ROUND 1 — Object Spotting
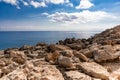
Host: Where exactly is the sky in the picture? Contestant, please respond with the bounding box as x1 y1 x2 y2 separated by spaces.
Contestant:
0 0 120 31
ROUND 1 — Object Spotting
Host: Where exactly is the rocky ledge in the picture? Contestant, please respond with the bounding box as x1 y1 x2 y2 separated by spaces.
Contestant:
1 25 120 80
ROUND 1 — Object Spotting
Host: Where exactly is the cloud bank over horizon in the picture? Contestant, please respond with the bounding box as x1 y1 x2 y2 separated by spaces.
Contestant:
0 0 120 31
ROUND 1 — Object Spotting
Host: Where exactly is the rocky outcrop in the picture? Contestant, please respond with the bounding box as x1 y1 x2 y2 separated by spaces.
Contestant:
91 25 120 45
1 25 120 80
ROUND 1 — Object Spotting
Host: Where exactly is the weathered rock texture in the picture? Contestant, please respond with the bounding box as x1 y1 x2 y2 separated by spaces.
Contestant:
1 25 120 80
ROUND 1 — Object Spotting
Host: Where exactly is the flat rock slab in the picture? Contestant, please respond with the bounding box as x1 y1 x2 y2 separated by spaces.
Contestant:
65 71 92 80
78 62 109 80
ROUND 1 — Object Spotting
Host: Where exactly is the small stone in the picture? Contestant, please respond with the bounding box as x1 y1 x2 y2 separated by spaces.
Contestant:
93 48 120 62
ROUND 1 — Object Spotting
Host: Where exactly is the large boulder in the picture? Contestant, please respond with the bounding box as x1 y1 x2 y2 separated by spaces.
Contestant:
78 62 109 80
93 45 120 62
65 71 92 80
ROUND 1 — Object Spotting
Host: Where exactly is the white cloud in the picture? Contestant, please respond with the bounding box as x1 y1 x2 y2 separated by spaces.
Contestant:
0 0 21 9
45 0 69 4
41 12 49 16
20 0 29 6
45 10 116 24
1 0 17 5
30 1 46 8
66 3 73 7
76 0 94 9
0 0 73 8
45 0 74 7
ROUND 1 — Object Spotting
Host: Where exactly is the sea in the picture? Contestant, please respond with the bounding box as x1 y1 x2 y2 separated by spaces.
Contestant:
0 31 100 50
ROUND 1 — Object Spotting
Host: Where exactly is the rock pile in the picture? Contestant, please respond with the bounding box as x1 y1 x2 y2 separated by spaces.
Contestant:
1 25 120 80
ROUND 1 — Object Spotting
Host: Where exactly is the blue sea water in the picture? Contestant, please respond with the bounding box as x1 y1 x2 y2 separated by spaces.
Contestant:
0 31 99 50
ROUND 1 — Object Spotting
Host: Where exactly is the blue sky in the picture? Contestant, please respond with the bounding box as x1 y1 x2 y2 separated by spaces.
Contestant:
0 0 120 31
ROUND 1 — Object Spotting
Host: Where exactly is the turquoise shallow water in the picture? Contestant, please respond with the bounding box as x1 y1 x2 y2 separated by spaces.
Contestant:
0 31 99 50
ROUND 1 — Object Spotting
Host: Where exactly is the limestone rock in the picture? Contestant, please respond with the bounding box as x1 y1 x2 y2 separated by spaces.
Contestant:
1 67 28 80
65 71 92 80
55 45 71 50
80 49 93 58
0 60 5 67
60 50 73 57
1 62 18 76
74 51 89 62
78 62 109 80
45 51 60 64
0 60 64 80
93 45 120 62
72 57 80 63
93 78 101 80
58 56 74 68
1 25 120 80
10 51 26 64
67 43 84 50
91 25 120 45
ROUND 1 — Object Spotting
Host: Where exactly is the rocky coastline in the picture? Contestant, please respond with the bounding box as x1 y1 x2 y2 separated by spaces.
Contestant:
1 25 120 80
